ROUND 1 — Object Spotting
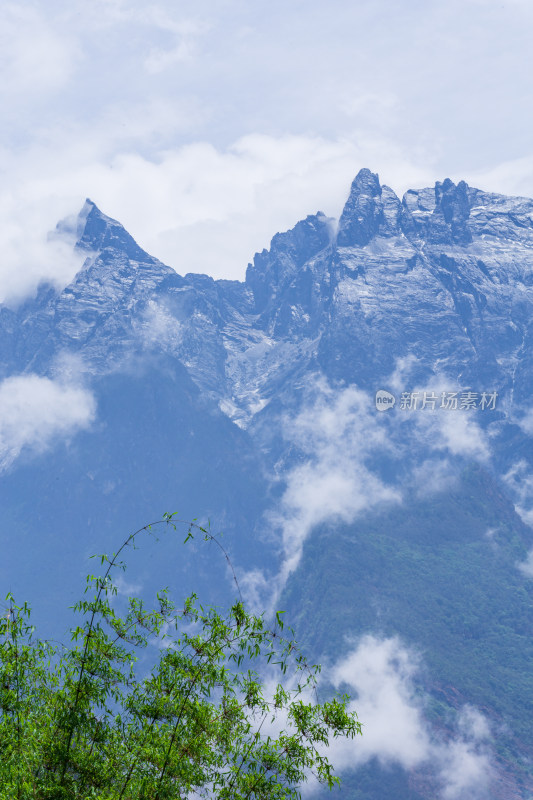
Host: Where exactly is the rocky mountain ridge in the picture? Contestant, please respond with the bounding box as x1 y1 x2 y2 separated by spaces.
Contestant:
3 169 533 433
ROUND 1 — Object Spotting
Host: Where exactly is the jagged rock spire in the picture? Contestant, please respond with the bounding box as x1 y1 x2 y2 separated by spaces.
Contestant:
337 168 402 246
75 199 151 260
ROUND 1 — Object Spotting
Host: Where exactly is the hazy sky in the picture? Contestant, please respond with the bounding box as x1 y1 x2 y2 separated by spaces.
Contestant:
2 0 533 298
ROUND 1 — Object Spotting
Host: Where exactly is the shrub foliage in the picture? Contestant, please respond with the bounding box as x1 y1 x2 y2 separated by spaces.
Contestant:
0 515 361 799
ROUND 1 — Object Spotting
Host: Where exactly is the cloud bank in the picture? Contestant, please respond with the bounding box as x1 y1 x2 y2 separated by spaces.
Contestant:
0 132 431 304
274 382 401 579
0 374 96 471
2 0 533 301
328 635 493 799
240 381 401 612
241 371 496 612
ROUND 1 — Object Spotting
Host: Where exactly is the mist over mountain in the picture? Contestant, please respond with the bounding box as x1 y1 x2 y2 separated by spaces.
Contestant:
1 169 533 799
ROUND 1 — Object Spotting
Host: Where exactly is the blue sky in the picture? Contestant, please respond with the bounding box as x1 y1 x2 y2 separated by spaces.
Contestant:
1 0 532 298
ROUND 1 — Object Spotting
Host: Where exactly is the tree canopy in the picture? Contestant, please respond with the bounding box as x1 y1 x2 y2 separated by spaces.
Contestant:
0 515 361 799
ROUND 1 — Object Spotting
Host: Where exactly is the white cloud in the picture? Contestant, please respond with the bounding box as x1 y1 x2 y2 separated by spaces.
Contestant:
502 413 533 545
329 636 493 799
518 550 533 578
503 459 533 528
112 574 143 598
0 374 96 471
398 376 492 463
0 4 76 105
411 458 458 498
0 195 88 303
425 411 490 463
466 154 533 203
134 300 183 352
240 381 401 612
387 354 419 394
143 17 209 74
330 636 429 769
516 408 533 436
274 383 400 578
437 708 493 800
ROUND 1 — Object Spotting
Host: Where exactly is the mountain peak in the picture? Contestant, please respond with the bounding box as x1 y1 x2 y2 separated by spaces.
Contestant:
431 178 472 244
245 212 332 313
337 168 402 246
74 200 150 261
351 167 382 195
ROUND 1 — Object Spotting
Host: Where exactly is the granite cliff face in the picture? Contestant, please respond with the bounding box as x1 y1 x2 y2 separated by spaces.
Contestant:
1 170 533 799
